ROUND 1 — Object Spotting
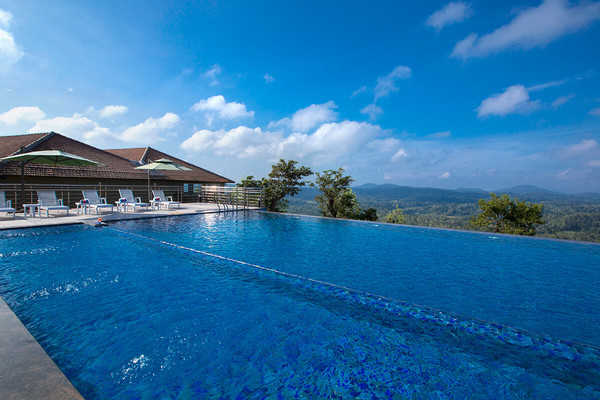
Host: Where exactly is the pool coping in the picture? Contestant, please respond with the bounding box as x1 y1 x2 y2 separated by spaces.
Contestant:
0 297 83 400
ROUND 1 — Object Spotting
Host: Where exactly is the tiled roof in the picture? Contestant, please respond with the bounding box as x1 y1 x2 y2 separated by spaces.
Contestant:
105 147 233 183
0 132 233 183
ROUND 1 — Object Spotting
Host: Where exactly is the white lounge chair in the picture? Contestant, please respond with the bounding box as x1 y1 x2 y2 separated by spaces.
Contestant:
0 191 16 219
152 189 181 210
37 190 70 217
81 190 114 214
117 189 149 212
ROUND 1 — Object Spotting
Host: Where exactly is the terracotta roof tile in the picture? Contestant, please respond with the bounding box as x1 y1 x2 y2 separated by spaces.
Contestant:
0 132 233 183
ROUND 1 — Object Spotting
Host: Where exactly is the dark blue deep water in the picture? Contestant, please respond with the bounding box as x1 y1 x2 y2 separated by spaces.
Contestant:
1 211 599 399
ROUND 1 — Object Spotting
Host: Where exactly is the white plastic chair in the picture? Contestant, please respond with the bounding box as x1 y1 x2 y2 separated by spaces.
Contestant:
152 189 181 210
82 190 114 214
117 189 149 212
0 191 16 219
37 190 70 217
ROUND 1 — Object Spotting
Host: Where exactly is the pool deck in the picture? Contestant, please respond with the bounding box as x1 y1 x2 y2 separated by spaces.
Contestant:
0 202 244 230
0 203 252 399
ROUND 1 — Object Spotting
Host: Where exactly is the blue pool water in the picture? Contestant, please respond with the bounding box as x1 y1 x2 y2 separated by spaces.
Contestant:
1 211 599 398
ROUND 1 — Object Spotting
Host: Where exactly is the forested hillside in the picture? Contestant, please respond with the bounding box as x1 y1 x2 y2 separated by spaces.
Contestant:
285 185 600 243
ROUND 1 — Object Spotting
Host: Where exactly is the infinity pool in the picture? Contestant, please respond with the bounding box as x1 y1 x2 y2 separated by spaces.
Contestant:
1 211 599 398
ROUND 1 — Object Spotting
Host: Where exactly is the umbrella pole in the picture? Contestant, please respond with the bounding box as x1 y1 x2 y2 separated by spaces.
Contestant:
20 162 25 210
147 170 151 201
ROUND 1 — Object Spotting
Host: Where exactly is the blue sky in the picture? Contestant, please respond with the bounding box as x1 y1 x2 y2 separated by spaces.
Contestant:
0 1 599 193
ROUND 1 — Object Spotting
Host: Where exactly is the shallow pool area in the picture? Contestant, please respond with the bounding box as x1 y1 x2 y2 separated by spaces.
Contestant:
1 211 599 398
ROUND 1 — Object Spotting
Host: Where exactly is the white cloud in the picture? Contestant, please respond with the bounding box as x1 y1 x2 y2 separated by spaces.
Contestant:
476 84 540 118
270 101 338 132
588 160 600 167
374 66 412 100
427 130 452 139
351 86 367 98
204 64 222 85
590 106 600 116
190 95 254 121
451 0 600 60
0 9 11 28
551 94 575 109
181 120 385 165
0 106 45 124
263 73 275 83
391 148 408 162
0 9 23 68
360 103 383 120
527 79 568 92
121 113 180 144
560 139 599 158
426 2 473 32
99 105 128 118
440 172 452 179
29 114 115 146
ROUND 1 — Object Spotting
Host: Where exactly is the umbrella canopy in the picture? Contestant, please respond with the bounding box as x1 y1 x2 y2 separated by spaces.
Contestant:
0 150 104 209
135 158 192 171
135 158 192 200
0 150 104 166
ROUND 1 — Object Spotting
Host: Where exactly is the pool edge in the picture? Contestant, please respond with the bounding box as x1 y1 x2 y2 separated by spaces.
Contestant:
0 296 84 400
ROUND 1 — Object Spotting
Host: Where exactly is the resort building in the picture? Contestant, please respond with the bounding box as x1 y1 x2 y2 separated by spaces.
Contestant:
0 132 233 209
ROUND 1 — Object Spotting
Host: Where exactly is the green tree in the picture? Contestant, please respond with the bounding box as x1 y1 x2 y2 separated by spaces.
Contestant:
237 159 312 212
384 206 405 224
471 193 545 236
311 168 357 218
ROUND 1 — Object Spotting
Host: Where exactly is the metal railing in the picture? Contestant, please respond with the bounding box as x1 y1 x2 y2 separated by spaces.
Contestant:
200 186 265 210
0 183 184 211
0 183 265 211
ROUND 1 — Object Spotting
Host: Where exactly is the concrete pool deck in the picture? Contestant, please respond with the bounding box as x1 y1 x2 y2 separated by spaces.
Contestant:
0 203 254 399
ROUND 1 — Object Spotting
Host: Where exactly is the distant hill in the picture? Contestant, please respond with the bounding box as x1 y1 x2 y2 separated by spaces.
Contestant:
285 184 600 242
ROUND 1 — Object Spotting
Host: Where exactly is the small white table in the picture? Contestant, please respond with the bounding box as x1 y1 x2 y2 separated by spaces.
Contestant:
23 204 40 218
76 202 91 215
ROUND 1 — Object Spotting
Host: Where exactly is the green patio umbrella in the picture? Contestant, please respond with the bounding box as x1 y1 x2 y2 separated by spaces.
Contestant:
0 150 104 208
135 158 192 200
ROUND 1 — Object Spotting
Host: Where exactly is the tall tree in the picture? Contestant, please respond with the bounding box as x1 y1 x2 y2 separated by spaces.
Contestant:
311 168 357 218
471 193 545 236
384 206 405 224
237 159 312 212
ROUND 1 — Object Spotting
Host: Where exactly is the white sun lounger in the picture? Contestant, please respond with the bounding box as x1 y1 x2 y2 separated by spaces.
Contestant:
81 190 114 214
152 189 181 210
37 190 70 218
0 191 16 219
117 189 149 212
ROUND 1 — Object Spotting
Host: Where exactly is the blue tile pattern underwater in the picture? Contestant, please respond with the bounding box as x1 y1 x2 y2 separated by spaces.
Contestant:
0 211 599 398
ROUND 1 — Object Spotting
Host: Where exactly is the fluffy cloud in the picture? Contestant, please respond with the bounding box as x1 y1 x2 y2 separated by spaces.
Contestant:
426 2 473 32
374 66 412 100
0 106 45 125
451 0 600 60
120 112 180 143
190 95 254 120
0 9 23 68
551 94 575 109
440 172 452 179
270 101 338 132
476 85 540 118
360 103 383 121
29 114 114 146
181 120 385 165
99 105 128 118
